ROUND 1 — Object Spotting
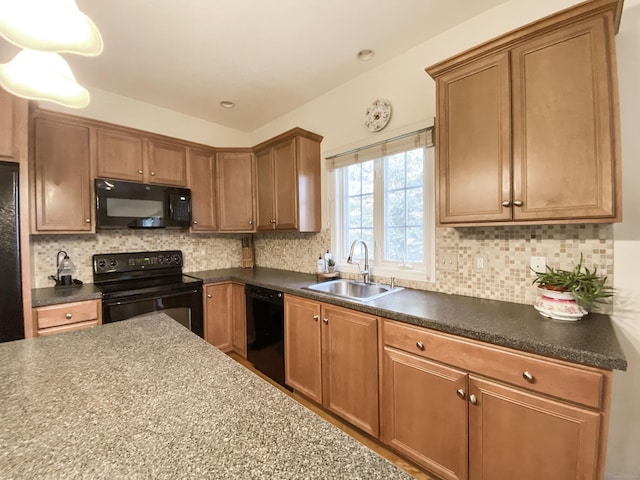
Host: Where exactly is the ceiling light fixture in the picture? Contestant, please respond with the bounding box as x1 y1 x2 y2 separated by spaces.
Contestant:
0 49 90 108
357 49 375 61
0 0 103 56
220 101 235 108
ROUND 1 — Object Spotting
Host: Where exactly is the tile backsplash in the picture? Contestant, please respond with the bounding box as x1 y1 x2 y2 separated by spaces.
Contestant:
31 224 614 310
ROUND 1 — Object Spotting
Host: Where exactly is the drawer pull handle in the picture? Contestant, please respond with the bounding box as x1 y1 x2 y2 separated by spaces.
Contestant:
85 218 91 223
313 315 319 322
456 388 465 400
416 341 425 350
207 294 212 298
469 394 478 405
522 371 535 383
65 313 72 319
323 318 328 324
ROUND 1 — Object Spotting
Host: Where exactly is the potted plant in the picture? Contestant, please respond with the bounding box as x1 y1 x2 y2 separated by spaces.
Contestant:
531 254 614 321
327 258 336 273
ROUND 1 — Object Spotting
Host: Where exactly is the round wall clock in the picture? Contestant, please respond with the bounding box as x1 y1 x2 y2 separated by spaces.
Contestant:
364 99 392 132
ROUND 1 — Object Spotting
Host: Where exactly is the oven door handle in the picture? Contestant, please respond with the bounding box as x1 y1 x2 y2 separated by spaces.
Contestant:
103 289 200 307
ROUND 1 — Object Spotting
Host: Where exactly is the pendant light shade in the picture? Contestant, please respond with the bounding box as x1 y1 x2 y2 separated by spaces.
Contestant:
0 0 103 56
0 50 90 108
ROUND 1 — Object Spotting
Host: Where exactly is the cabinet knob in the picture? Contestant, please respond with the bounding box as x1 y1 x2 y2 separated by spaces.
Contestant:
137 170 143 174
150 171 156 176
323 318 329 324
513 200 523 207
85 218 90 223
313 315 319 322
207 294 212 298
456 388 466 400
501 200 511 207
248 220 253 225
270 219 277 224
65 313 72 319
522 370 535 383
193 220 198 225
469 394 478 405
416 341 425 350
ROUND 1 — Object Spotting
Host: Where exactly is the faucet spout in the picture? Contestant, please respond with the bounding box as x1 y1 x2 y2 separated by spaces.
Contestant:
347 239 370 284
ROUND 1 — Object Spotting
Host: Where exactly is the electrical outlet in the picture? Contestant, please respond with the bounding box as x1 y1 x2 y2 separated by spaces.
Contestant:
438 252 458 272
530 256 546 276
476 255 487 270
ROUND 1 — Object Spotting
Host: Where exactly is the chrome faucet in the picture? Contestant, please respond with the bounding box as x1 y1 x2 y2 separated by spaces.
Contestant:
347 239 370 284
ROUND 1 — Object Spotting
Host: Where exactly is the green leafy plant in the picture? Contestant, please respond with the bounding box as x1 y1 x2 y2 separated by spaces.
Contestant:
531 254 614 310
327 258 336 267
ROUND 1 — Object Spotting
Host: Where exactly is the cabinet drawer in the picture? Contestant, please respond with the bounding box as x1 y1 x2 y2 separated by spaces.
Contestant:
35 300 101 330
383 319 604 409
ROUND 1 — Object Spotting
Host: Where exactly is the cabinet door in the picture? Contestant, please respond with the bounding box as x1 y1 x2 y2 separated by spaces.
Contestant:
321 304 379 437
231 283 247 358
381 346 468 480
468 376 601 480
189 148 217 231
284 295 322 403
96 128 144 181
32 117 93 232
204 283 233 351
272 138 298 230
216 151 255 232
511 17 617 221
146 139 188 186
436 51 512 224
255 147 275 231
0 89 15 158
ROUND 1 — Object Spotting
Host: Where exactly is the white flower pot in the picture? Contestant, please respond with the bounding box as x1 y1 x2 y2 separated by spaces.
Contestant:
534 287 588 321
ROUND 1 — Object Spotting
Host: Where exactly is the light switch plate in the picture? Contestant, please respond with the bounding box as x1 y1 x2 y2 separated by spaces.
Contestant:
438 252 458 272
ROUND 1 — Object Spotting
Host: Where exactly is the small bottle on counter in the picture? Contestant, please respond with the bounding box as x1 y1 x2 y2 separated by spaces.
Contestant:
316 255 326 273
324 250 333 263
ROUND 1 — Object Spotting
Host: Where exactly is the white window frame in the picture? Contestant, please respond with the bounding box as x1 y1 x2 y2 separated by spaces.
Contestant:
327 130 435 283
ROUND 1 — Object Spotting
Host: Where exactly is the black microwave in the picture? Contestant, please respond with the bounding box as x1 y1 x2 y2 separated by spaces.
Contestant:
95 179 191 229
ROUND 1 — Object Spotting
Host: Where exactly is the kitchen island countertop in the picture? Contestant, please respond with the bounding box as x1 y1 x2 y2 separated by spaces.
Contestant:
0 314 411 479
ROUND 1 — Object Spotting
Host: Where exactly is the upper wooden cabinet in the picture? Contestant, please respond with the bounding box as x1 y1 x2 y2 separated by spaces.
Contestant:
96 128 188 187
254 128 323 232
216 150 255 232
188 147 218 232
427 0 622 226
0 89 18 159
31 112 93 232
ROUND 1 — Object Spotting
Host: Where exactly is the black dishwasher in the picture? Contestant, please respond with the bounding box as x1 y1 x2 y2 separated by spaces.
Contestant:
245 285 290 390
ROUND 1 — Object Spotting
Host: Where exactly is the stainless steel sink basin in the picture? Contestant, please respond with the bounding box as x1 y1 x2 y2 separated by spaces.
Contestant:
305 279 403 302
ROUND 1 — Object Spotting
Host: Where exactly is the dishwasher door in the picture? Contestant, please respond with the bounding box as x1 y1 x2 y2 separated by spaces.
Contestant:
245 285 289 390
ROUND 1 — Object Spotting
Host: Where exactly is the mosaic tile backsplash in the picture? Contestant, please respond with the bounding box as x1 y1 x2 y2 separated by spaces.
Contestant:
31 224 614 310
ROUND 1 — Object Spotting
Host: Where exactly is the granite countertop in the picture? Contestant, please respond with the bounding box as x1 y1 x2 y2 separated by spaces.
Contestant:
0 314 410 480
188 267 628 371
32 283 102 307
30 267 627 371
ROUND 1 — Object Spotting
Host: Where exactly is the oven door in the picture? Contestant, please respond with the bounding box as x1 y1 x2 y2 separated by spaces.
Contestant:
102 286 203 338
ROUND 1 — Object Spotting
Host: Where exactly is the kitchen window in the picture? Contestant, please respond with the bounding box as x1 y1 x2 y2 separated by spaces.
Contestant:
327 128 435 282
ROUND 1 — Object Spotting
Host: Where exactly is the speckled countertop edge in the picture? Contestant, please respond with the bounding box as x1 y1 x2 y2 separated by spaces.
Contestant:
31 267 627 371
188 267 627 371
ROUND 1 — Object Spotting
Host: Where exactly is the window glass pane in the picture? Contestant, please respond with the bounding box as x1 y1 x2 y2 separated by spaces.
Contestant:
347 165 362 196
386 154 405 190
386 190 405 227
361 161 374 194
407 227 424 263
385 227 406 261
348 197 362 228
362 194 374 226
406 187 423 226
406 149 424 187
344 161 374 259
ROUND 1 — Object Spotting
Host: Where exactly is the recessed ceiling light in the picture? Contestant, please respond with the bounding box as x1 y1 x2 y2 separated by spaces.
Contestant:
220 101 235 108
357 49 374 61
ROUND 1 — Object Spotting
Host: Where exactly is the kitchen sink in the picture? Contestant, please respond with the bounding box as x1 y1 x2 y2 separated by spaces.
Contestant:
305 279 403 302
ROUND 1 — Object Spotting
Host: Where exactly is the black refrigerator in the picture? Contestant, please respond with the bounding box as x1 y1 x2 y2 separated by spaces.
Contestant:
0 161 24 342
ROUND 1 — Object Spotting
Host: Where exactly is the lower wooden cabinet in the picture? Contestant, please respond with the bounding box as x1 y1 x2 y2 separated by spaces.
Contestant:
380 319 610 480
204 282 246 354
34 299 102 336
284 294 379 437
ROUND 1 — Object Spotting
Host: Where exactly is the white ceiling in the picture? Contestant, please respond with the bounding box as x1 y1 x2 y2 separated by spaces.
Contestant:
1 0 510 132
